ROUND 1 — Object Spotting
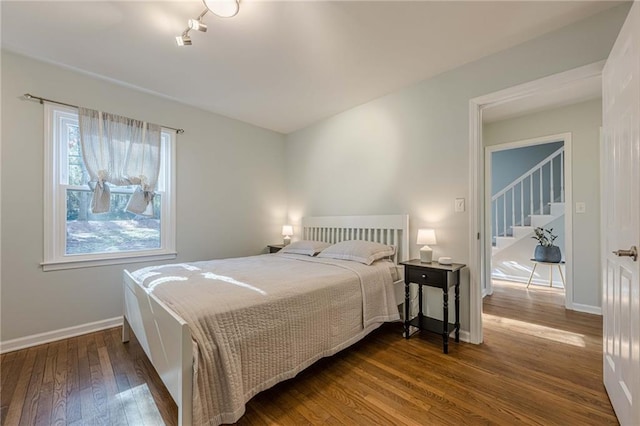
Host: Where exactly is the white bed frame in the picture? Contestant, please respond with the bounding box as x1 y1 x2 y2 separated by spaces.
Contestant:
122 214 409 425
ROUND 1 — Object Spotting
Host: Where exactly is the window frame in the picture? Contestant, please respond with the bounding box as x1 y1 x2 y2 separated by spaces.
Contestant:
43 103 177 271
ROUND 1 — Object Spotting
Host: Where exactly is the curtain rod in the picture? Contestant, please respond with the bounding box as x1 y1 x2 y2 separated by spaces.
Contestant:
23 93 185 134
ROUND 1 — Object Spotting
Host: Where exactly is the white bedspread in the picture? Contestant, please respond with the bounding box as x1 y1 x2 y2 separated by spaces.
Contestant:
131 254 399 425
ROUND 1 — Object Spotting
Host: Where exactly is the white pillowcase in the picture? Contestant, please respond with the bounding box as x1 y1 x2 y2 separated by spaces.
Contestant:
278 240 331 256
317 240 396 265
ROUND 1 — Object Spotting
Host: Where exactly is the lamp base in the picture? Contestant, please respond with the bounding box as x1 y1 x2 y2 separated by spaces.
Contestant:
419 246 433 263
283 236 291 246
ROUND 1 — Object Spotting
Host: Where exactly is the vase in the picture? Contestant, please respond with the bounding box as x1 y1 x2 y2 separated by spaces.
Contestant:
534 245 562 263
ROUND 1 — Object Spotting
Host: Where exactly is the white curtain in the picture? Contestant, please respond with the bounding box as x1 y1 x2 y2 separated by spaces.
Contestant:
78 107 161 215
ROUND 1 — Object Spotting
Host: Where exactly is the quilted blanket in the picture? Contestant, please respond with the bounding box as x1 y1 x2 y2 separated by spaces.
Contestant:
131 254 399 425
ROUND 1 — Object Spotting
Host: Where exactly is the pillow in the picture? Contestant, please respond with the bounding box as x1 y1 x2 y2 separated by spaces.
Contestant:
317 240 396 265
278 240 331 256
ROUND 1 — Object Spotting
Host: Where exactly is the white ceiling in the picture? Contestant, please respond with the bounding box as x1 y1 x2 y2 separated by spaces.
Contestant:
1 1 621 134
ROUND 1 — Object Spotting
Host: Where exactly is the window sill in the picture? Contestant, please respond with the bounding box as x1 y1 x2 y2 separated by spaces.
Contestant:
41 252 178 271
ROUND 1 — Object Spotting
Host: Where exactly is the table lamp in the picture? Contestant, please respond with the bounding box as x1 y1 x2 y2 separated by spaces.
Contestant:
417 229 437 263
282 225 293 246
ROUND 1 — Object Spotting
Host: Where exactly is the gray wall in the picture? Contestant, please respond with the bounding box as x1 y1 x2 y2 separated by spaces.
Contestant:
285 6 627 328
484 99 603 309
1 51 287 342
491 141 564 196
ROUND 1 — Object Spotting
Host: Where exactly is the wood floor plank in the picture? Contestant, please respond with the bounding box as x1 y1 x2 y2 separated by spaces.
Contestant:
33 373 54 426
3 348 36 426
65 336 82 424
18 344 48 426
95 332 128 426
86 334 110 425
1 279 617 425
1 348 26 424
50 339 68 426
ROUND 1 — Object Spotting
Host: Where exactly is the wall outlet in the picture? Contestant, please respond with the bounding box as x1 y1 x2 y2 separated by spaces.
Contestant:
575 202 586 214
455 198 465 212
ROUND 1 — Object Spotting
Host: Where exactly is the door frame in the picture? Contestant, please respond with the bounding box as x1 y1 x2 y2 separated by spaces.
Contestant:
468 60 603 344
484 133 573 304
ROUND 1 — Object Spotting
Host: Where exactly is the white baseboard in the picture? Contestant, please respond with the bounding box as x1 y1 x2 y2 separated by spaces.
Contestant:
457 329 471 343
1 315 474 354
0 316 123 354
570 303 602 315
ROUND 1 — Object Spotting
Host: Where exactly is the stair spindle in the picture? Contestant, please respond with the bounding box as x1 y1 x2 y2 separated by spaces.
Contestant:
539 169 543 215
550 157 554 204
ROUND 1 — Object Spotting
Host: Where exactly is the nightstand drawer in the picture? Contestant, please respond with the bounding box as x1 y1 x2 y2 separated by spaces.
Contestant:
268 244 284 253
406 267 446 287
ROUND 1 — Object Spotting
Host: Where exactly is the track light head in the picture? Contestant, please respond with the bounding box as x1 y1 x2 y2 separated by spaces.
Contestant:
176 33 192 46
188 18 208 32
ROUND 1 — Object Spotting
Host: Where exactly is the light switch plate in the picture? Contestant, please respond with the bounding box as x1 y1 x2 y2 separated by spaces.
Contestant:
575 202 586 214
455 198 465 212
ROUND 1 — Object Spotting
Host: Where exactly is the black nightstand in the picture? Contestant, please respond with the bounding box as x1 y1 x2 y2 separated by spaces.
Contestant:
267 244 285 253
400 259 465 354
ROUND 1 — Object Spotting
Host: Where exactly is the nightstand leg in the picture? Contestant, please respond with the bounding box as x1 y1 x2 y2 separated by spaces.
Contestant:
443 288 449 354
404 282 410 339
418 283 423 322
455 280 460 343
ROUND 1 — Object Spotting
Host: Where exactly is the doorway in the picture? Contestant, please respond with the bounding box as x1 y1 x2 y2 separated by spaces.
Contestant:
467 61 603 344
485 135 570 303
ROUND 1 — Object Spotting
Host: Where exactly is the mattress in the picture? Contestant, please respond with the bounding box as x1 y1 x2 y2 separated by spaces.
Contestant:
131 253 400 425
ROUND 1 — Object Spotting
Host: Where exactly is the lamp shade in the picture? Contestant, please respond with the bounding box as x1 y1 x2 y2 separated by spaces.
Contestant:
281 225 293 237
203 0 240 18
417 229 437 245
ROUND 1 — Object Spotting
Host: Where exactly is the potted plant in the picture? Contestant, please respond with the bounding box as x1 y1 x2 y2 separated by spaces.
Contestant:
532 227 562 263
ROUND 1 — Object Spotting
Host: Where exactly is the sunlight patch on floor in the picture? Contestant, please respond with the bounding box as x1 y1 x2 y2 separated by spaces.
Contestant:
117 383 164 420
483 313 585 347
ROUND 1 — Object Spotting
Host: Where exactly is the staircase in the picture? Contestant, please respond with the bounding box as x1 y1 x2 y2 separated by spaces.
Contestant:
492 147 565 255
493 202 564 254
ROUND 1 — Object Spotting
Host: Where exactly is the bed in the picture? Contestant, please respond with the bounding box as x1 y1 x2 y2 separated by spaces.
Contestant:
122 214 409 425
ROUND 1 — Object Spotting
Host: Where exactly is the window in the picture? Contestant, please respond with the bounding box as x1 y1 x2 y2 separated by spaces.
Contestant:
43 104 176 270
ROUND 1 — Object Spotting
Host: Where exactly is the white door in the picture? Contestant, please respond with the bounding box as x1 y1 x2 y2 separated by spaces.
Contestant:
602 2 640 425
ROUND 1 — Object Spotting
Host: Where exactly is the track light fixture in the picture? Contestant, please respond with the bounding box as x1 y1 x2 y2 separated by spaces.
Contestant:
175 0 239 47
176 32 192 46
188 18 207 32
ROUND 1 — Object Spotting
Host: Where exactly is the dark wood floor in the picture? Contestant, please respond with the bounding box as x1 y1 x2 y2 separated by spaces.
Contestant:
1 280 617 425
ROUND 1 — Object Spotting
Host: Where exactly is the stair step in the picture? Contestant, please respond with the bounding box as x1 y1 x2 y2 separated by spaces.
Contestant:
529 214 556 228
511 226 534 238
549 202 565 217
495 236 517 250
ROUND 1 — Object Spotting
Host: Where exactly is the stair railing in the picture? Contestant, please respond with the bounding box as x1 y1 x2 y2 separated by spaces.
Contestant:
492 147 564 240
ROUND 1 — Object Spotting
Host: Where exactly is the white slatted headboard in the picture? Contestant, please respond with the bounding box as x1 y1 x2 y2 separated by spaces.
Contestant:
301 215 409 264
